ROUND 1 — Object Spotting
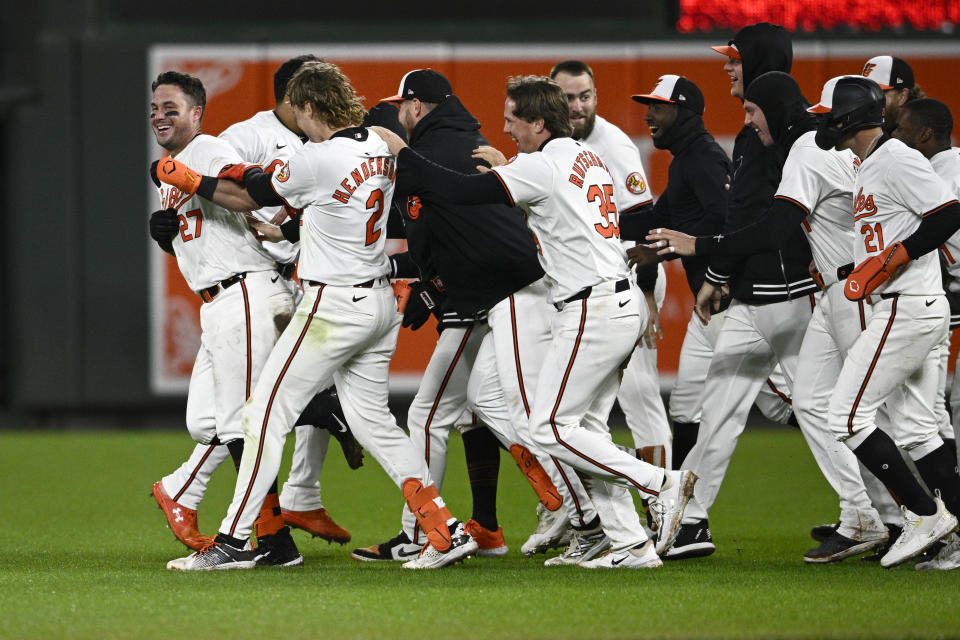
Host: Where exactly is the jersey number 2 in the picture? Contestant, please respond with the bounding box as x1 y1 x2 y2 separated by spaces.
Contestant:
587 184 619 239
862 222 884 253
365 189 383 246
179 208 202 242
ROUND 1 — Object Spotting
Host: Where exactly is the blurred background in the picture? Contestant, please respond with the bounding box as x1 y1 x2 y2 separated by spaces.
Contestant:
1 0 958 429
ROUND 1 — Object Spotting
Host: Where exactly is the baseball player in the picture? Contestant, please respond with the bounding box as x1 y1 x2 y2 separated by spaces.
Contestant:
374 70 607 566
647 71 889 563
640 24 820 560
549 60 671 468
861 56 925 134
157 61 477 571
811 75 960 567
350 70 560 561
624 74 796 495
147 70 303 566
893 96 960 569
152 56 354 551
371 75 699 568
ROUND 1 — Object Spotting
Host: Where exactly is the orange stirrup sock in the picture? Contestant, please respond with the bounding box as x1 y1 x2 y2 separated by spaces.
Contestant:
254 492 285 537
636 445 667 468
402 479 453 552
509 444 562 511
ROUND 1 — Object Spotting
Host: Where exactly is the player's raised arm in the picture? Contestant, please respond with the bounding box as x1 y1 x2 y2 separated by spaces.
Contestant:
370 125 511 207
151 157 272 212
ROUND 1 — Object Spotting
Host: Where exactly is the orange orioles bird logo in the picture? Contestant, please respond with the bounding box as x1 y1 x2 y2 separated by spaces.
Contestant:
406 195 422 219
276 163 291 182
626 172 647 195
862 62 877 77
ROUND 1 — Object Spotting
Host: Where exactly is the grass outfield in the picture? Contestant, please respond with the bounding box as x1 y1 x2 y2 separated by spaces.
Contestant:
2 426 959 639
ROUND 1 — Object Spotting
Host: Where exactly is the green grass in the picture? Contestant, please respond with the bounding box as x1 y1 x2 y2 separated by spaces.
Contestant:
2 426 959 639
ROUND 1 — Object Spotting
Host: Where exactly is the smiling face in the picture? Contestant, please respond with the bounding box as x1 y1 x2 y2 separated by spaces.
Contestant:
150 84 203 155
743 100 773 146
503 98 545 153
552 71 597 140
644 102 679 142
723 58 744 99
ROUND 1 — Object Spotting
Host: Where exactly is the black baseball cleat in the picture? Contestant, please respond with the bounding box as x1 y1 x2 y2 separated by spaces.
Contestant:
804 530 887 563
166 533 257 571
255 526 304 567
810 522 839 543
663 519 715 559
861 524 902 562
295 388 364 469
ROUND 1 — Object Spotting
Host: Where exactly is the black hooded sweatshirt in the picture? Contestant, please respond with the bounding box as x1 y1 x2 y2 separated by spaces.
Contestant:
694 72 822 258
706 22 818 304
620 109 730 297
393 95 544 317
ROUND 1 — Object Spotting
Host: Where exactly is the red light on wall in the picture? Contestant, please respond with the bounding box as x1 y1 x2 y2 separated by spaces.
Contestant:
677 0 960 32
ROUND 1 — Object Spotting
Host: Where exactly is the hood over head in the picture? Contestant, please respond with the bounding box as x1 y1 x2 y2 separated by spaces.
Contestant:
724 22 794 92
743 71 815 151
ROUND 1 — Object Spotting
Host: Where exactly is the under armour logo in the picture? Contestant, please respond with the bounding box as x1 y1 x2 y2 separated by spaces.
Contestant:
172 507 184 523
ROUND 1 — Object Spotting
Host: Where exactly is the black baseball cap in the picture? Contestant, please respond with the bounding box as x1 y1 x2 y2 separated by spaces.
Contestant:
861 55 914 91
381 69 452 103
632 75 705 116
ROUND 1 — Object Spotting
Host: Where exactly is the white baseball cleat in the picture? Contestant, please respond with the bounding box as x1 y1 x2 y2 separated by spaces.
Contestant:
881 496 958 568
402 522 478 570
578 540 662 569
544 524 610 566
915 533 960 571
166 534 257 571
521 503 570 556
648 469 698 556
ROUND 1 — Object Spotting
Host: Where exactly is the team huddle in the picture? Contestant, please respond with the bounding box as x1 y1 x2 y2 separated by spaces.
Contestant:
146 21 960 572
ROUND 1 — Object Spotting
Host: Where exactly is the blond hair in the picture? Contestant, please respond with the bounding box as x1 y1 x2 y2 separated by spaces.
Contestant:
287 61 365 129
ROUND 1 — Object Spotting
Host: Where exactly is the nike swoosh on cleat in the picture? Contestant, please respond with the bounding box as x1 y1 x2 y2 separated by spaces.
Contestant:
611 555 627 566
331 415 349 434
397 548 420 558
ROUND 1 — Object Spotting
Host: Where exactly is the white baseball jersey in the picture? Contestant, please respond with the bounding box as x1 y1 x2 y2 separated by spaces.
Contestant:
582 115 652 212
854 138 955 296
776 131 859 280
271 129 394 285
157 134 277 291
931 148 960 289
219 110 304 265
492 137 630 303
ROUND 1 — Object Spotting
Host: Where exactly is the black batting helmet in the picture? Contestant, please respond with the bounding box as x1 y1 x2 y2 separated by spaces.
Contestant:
808 75 885 150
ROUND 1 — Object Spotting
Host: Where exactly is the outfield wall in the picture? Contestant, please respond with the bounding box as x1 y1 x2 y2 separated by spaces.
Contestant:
5 34 959 409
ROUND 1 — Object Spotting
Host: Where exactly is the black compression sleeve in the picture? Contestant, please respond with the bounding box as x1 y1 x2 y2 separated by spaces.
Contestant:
397 147 511 207
243 169 284 207
389 252 418 278
901 201 960 259
280 219 300 243
694 197 806 257
635 263 658 293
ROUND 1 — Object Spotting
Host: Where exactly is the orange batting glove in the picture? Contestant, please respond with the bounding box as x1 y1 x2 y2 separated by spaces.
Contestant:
392 279 412 314
844 242 911 301
217 162 262 184
155 157 205 195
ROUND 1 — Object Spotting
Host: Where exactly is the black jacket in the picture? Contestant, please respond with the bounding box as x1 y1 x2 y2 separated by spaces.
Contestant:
394 95 544 317
621 111 729 297
707 22 818 303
